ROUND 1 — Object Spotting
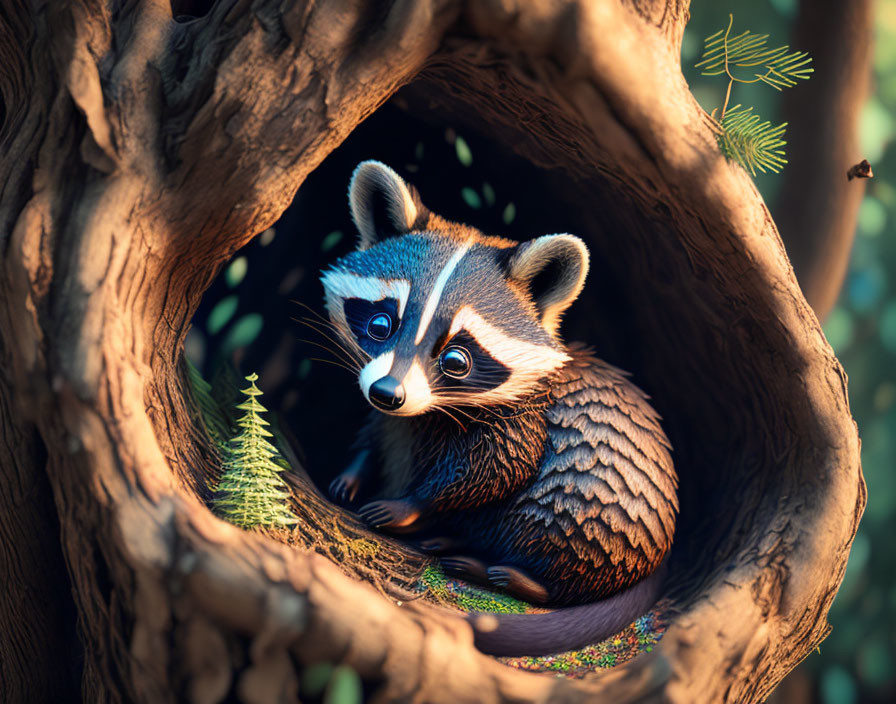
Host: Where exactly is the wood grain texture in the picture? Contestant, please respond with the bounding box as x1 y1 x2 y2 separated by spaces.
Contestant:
0 367 80 703
0 0 864 702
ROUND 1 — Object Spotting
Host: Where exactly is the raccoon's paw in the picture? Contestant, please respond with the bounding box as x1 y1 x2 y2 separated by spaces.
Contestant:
416 536 466 554
487 566 550 604
358 499 422 531
440 556 489 583
329 473 362 505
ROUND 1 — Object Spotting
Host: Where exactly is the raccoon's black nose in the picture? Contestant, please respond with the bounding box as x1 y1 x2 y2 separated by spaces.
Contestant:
368 376 405 411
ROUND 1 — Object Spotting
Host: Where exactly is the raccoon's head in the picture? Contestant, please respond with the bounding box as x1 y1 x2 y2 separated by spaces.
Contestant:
320 160 589 416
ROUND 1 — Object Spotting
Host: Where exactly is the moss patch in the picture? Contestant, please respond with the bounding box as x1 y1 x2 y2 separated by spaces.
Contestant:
418 565 668 678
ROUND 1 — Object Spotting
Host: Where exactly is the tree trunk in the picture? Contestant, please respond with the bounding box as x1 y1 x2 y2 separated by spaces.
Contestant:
0 1 866 702
774 0 873 320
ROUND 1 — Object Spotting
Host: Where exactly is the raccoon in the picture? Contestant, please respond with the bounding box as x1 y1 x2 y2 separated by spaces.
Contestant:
320 161 678 655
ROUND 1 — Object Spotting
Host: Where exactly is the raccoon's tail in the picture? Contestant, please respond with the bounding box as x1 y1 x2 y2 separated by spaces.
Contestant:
468 563 667 657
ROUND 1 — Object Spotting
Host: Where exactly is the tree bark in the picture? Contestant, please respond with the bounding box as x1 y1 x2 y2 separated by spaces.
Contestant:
0 370 80 702
0 1 864 702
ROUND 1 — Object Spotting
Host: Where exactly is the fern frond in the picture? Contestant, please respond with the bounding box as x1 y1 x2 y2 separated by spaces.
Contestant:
186 358 233 444
696 15 813 89
210 361 244 426
717 105 788 176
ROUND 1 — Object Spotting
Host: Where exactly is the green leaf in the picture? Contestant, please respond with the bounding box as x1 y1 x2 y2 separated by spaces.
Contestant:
225 257 248 288
717 105 788 176
455 136 473 166
696 15 812 88
461 187 481 209
502 202 516 225
324 665 363 704
208 295 239 335
258 228 276 246
321 230 343 252
301 663 335 698
222 314 264 351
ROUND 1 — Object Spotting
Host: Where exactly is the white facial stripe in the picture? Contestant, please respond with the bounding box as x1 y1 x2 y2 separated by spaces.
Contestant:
414 240 473 345
359 352 395 398
321 271 410 317
449 305 570 373
394 361 433 415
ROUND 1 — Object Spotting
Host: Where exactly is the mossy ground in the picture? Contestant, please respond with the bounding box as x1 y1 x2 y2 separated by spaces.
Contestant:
418 565 667 678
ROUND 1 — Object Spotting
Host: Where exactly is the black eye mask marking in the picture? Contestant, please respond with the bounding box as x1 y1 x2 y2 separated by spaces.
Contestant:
344 298 400 353
433 330 511 392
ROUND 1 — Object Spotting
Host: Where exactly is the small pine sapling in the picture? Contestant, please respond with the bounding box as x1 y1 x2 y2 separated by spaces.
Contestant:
213 373 299 529
696 14 813 176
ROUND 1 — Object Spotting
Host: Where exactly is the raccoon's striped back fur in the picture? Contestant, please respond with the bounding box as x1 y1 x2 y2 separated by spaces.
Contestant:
321 161 678 656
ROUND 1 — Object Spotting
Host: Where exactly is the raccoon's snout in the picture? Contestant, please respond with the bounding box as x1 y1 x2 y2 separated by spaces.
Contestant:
368 376 405 411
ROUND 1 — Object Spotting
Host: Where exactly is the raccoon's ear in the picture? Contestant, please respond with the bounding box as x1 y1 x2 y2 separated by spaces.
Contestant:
507 234 590 335
348 161 427 250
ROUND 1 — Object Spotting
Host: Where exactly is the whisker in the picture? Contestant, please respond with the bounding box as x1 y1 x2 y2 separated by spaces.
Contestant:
309 357 358 373
296 337 361 372
433 404 467 431
295 333 360 368
439 397 506 422
293 315 350 343
291 300 334 325
293 316 370 365
294 314 347 337
292 317 363 362
439 402 480 424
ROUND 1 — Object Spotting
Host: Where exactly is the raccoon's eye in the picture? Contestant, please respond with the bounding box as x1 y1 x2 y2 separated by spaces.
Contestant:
366 312 393 341
439 346 472 378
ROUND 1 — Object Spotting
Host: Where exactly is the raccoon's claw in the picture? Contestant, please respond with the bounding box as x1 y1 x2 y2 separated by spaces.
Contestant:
487 566 550 604
416 536 464 554
358 499 421 531
440 555 489 583
329 474 361 505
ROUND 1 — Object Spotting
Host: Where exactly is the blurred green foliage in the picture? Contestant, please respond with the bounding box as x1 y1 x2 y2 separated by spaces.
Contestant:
301 663 336 699
226 256 248 288
324 665 363 704
687 2 896 703
300 663 364 704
